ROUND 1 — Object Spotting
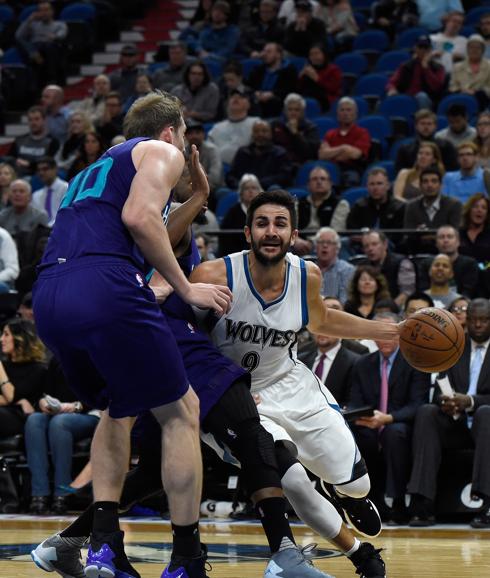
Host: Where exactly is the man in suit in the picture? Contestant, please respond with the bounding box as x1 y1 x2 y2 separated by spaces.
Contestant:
403 167 463 254
349 312 431 524
408 298 490 528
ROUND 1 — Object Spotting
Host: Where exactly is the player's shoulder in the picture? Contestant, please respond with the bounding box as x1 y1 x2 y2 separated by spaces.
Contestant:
190 258 228 285
134 139 184 166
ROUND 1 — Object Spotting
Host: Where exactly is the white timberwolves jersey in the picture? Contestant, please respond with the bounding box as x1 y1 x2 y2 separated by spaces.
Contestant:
211 251 308 392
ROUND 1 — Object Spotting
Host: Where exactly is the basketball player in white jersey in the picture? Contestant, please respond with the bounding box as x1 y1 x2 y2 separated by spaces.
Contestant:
191 190 402 578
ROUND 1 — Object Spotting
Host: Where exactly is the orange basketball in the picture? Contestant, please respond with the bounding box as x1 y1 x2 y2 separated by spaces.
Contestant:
399 307 465 373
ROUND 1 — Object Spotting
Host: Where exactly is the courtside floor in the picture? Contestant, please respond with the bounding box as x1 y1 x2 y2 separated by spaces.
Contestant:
0 515 488 577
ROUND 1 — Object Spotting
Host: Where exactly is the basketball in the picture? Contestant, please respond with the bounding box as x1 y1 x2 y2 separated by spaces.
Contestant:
399 307 465 373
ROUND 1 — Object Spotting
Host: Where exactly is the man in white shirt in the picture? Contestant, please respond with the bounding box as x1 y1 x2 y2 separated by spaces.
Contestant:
430 11 467 73
31 156 68 227
0 227 19 291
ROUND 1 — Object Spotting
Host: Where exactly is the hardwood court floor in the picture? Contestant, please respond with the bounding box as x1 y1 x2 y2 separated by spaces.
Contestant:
0 517 488 577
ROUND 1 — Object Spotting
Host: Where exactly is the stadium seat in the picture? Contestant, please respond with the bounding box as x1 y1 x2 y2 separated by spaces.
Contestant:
436 115 449 131
353 30 390 65
361 161 396 185
288 187 309 199
295 161 340 187
1 47 24 65
60 2 96 21
378 94 418 137
354 74 389 109
241 58 261 78
334 53 369 76
304 98 322 118
389 137 413 161
460 25 475 37
342 187 368 205
216 191 238 224
351 0 377 13
374 50 410 75
329 96 369 118
437 94 479 119
395 27 430 50
202 58 223 79
465 6 490 27
19 4 37 21
353 11 367 31
358 115 392 141
311 116 338 137
0 4 14 23
285 56 307 72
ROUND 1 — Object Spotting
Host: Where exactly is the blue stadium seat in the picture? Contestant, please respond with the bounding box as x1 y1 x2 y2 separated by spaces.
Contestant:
354 74 389 100
329 96 369 118
460 25 475 38
311 116 338 137
241 58 261 78
148 62 167 74
334 53 368 76
389 137 413 161
60 2 96 21
351 0 376 12
362 161 396 185
0 5 14 22
285 56 307 72
374 50 410 75
353 30 390 64
395 27 430 50
288 187 309 199
304 98 322 118
378 95 418 136
465 7 490 27
203 122 215 136
202 58 223 79
342 187 368 205
1 47 24 64
216 191 238 224
19 4 37 22
295 161 340 187
437 94 479 119
353 11 367 31
436 115 449 131
358 115 392 141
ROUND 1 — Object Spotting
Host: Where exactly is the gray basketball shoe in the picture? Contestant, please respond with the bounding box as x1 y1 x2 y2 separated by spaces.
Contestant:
264 547 335 578
31 533 87 578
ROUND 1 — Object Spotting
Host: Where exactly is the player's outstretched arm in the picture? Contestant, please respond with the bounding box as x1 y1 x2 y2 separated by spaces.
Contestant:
188 259 232 315
305 262 400 341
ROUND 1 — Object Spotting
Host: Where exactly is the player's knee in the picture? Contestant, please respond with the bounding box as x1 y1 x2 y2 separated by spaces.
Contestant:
281 462 310 498
335 473 371 499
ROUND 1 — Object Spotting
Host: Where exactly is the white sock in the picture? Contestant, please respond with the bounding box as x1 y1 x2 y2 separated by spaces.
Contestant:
345 538 361 557
281 463 343 540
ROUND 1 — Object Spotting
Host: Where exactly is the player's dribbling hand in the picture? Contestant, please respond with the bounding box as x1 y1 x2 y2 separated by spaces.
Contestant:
187 282 232 316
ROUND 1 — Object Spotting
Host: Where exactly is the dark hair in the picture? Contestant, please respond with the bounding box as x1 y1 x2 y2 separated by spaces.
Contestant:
223 60 243 76
5 318 45 362
468 298 490 316
308 43 329 65
462 192 490 230
404 291 434 311
448 295 470 311
246 189 297 229
27 105 45 118
420 166 442 182
347 265 391 307
106 91 122 104
362 229 387 243
446 103 468 118
374 298 400 314
36 156 57 169
184 60 211 88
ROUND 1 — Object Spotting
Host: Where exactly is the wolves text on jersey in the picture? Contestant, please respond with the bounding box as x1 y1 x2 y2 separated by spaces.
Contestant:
225 318 296 349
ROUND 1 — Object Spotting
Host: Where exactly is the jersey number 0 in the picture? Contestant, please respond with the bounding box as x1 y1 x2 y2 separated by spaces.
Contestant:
60 157 114 209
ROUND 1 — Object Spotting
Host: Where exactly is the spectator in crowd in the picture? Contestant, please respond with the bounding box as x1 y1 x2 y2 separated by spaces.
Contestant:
40 84 69 145
25 356 100 515
449 34 490 111
73 74 111 126
313 227 355 302
424 253 461 308
0 226 19 293
9 106 59 177
478 12 490 59
196 0 240 61
386 35 447 111
179 0 214 49
404 291 434 318
394 142 445 200
171 60 220 122
31 156 68 227
448 295 470 331
0 318 46 439
152 42 194 93
361 230 416 307
0 180 48 237
435 104 477 149
318 97 371 187
408 298 490 528
55 111 93 172
344 265 391 319
348 167 405 232
225 119 293 189
297 43 342 111
195 233 213 262
18 292 34 321
278 0 320 25
271 93 320 170
15 229 50 299
247 42 298 118
207 88 260 165
316 0 358 51
442 142 490 204
475 112 490 170
15 0 67 87
416 0 463 32
122 73 153 114
349 311 430 525
283 0 327 57
395 109 458 173
430 11 466 73
370 0 419 39
459 193 490 264
219 174 262 256
67 131 107 180
108 44 147 103
239 0 284 57
185 120 223 194
0 163 16 209
404 167 463 253
296 165 350 254
217 61 256 120
94 92 124 144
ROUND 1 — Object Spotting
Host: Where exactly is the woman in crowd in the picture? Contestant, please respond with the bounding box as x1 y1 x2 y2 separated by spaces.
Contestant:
25 357 100 515
171 60 220 122
55 111 94 172
344 265 391 319
0 163 16 208
459 192 490 264
474 111 490 170
316 0 358 51
67 131 107 180
0 319 46 439
393 142 444 200
448 296 470 332
123 73 154 114
298 43 342 111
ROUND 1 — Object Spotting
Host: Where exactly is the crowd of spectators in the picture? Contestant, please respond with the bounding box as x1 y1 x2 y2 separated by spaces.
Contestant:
0 0 489 525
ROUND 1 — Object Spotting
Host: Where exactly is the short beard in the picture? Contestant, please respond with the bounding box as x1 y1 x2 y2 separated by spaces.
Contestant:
250 237 288 266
